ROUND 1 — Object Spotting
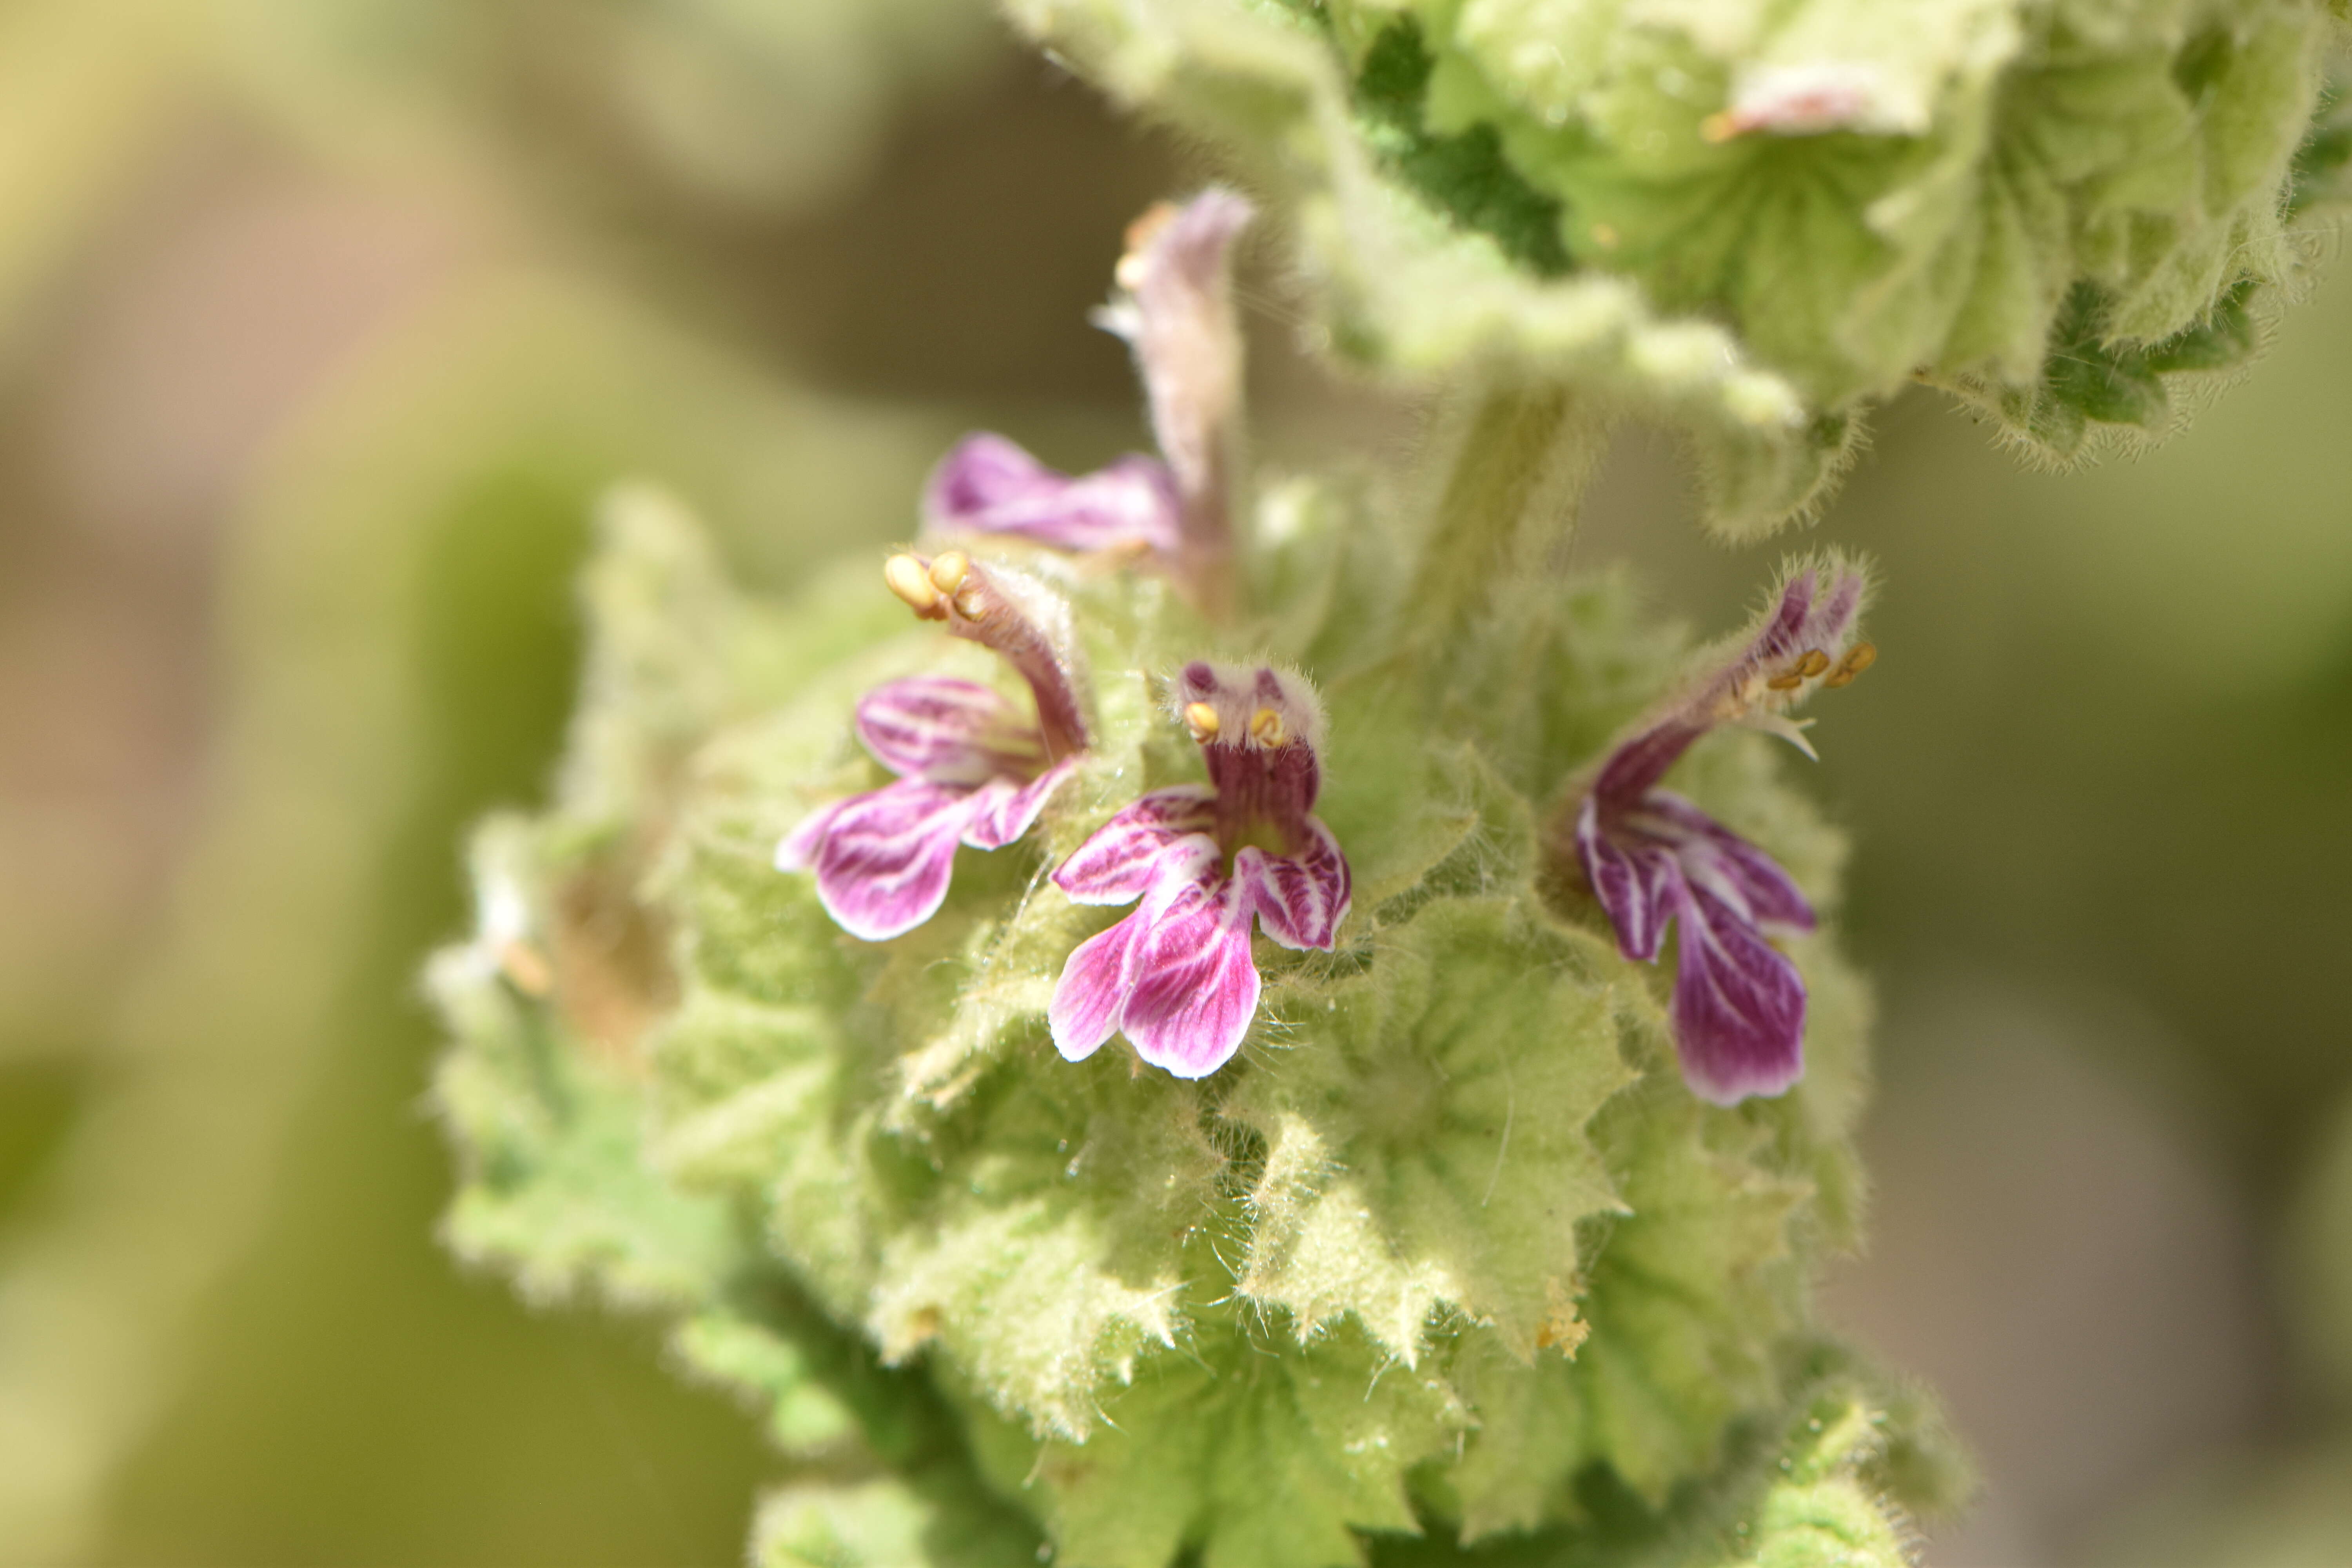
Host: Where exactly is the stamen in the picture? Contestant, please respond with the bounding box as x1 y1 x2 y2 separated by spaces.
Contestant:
1699 110 1739 143
927 550 970 594
1796 650 1831 677
884 554 945 619
1823 641 1878 688
1183 701 1221 743
1249 706 1287 747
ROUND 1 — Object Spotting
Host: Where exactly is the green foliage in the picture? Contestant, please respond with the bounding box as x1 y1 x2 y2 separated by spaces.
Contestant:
434 468 1942 1564
1004 0 2346 529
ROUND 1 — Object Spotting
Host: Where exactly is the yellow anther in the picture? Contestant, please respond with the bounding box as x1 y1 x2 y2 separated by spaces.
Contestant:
1699 110 1740 143
1249 706 1287 747
1183 701 1221 742
884 553 943 617
927 550 970 594
1766 648 1833 691
1117 202 1178 289
1823 641 1878 689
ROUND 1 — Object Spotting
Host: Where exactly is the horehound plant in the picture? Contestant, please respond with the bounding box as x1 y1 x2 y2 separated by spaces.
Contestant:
433 5 2351 1564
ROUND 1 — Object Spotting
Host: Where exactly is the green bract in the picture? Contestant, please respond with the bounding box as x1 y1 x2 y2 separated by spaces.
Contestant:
1003 0 2349 532
434 482 1957 1566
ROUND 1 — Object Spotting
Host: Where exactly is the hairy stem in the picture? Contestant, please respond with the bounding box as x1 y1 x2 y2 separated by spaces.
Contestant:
1403 382 1614 653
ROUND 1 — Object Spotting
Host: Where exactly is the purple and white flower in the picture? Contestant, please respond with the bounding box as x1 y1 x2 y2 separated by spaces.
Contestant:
1048 661 1351 1080
1569 560 1875 1106
924 189 1253 605
777 550 1089 942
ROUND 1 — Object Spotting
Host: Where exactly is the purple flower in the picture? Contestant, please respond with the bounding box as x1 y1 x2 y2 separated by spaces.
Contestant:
1048 661 1351 1080
924 432 1184 557
924 190 1253 606
1569 561 1876 1106
777 550 1090 942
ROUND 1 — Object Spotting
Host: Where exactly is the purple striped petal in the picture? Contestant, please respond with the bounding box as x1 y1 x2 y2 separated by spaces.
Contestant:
1668 878 1807 1105
1048 838 1220 1062
807 778 981 942
775 796 850 876
856 676 1044 784
1049 904 1150 1062
1052 786 1218 905
1577 795 1678 963
1118 871 1261 1080
1645 793 1815 932
1236 817 1350 951
924 433 1185 556
962 757 1080 851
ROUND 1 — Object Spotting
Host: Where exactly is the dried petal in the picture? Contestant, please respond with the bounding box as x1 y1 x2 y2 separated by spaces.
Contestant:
1097 190 1254 507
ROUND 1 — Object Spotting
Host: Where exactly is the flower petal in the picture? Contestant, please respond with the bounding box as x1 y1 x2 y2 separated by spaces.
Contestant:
775 796 850 875
808 778 981 942
1119 872 1262 1080
1236 817 1350 951
1576 795 1678 963
924 432 1184 556
1052 786 1218 905
1049 905 1149 1062
962 757 1080 851
1668 879 1807 1106
856 676 1043 784
1644 792 1815 932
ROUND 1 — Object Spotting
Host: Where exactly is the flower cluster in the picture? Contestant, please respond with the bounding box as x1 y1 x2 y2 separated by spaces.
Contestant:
778 190 1351 1077
1566 561 1873 1104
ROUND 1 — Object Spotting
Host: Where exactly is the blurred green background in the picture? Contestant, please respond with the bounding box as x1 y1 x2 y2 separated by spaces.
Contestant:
1 3 2348 1564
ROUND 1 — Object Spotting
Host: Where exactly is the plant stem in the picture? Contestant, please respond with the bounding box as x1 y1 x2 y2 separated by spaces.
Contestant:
1403 382 1614 653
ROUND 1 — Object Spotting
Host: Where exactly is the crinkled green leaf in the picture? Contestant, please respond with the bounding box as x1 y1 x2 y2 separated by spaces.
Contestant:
1231 896 1635 1362
967 1312 1466 1568
436 486 1922 1566
1008 0 2341 525
753 1470 1042 1568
